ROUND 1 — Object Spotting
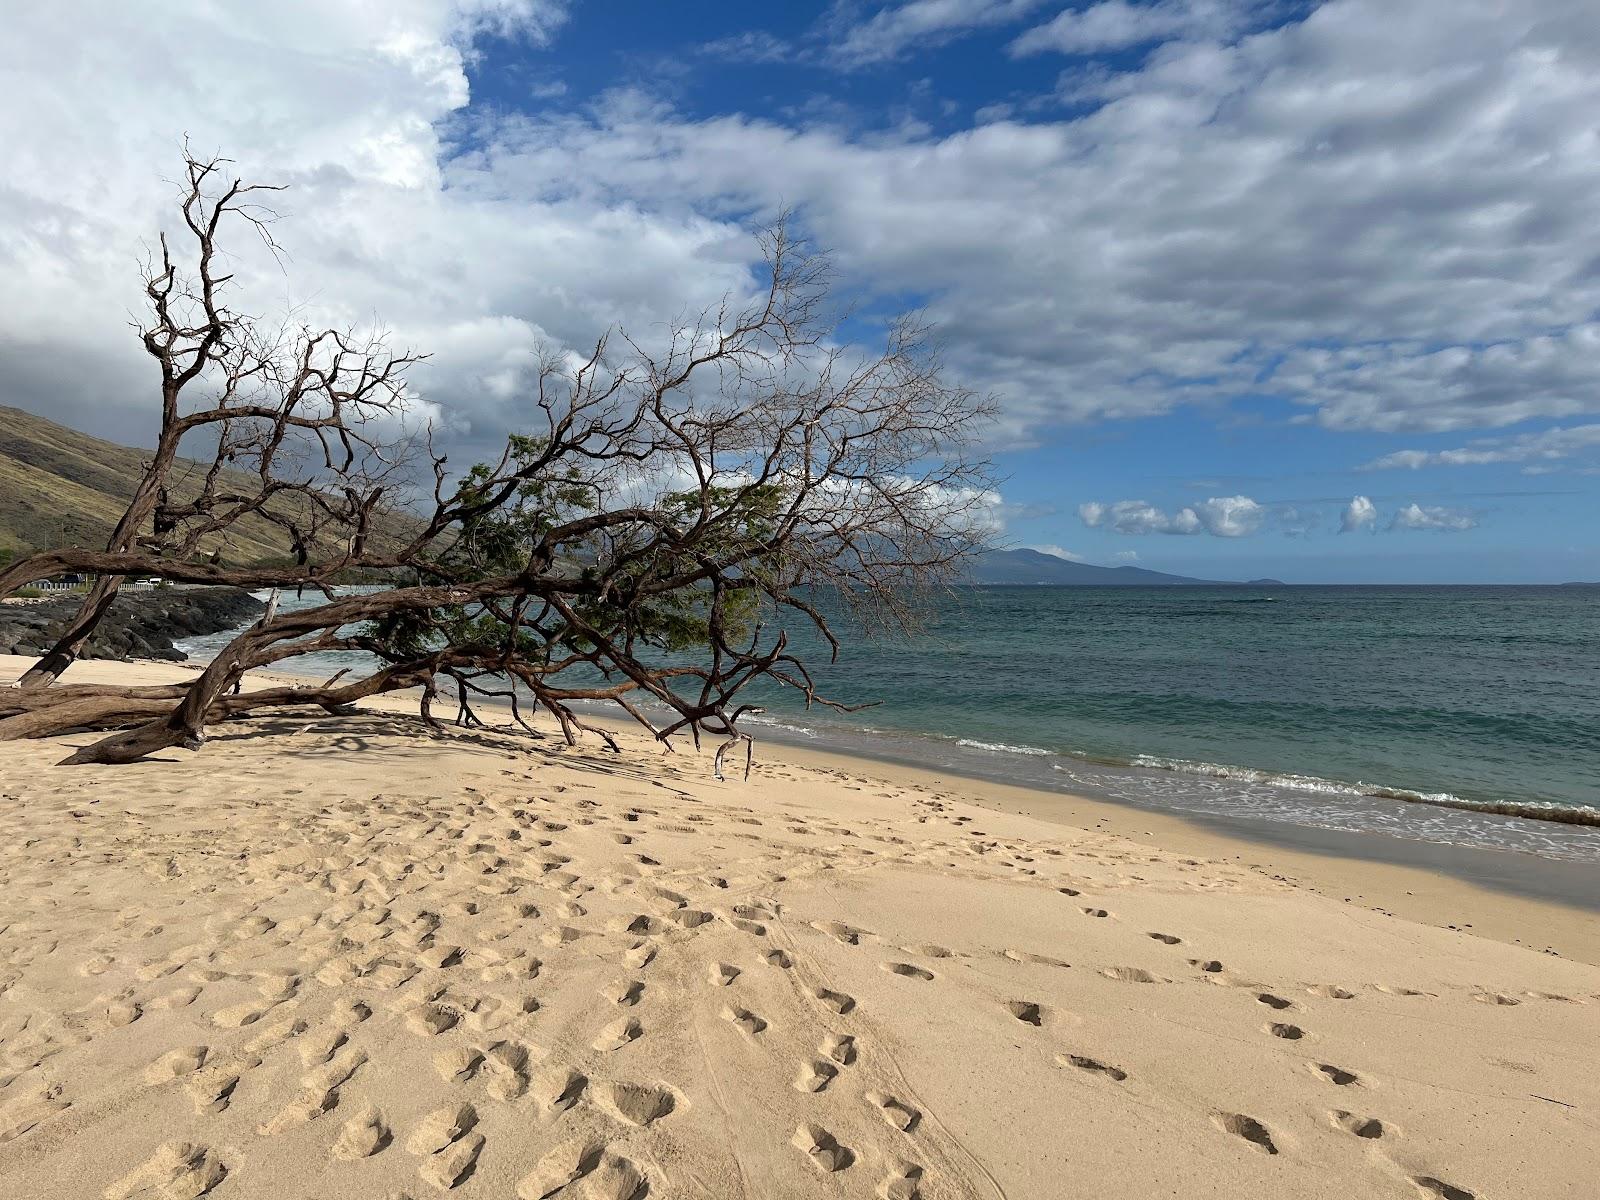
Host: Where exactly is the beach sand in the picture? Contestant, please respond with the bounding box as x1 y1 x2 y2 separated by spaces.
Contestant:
1 657 1595 1199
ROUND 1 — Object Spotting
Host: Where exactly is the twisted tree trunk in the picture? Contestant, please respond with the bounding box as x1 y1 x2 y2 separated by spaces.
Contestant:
14 454 174 689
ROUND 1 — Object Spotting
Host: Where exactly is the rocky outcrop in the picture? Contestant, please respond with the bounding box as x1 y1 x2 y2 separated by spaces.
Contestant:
0 587 263 663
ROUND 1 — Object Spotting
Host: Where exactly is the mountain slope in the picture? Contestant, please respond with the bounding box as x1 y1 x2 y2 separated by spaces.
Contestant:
967 548 1267 586
0 405 408 564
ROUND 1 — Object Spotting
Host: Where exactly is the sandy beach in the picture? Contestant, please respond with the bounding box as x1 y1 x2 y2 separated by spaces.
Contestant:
1 657 1596 1200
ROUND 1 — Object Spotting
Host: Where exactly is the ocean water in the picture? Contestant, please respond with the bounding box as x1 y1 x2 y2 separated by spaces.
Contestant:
178 584 1600 863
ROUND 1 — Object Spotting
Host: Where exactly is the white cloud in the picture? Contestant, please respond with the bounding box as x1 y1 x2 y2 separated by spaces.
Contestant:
1274 327 1600 434
1079 495 1265 537
0 0 753 460
4 0 1600 462
1113 549 1140 562
1339 494 1378 533
1079 499 1200 535
1364 423 1600 471
450 0 569 42
1191 494 1265 537
1028 543 1084 560
699 30 794 64
1389 502 1479 532
828 0 1046 67
451 0 1600 441
1011 0 1262 56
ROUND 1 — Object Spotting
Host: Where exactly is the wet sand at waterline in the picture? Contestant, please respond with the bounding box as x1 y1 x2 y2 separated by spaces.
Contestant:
1 658 1595 1199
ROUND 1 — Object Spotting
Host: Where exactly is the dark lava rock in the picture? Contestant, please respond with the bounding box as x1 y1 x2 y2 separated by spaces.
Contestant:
0 586 264 662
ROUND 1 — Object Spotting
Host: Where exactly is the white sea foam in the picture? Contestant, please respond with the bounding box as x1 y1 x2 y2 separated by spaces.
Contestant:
1124 754 1459 803
742 713 820 738
956 738 1051 757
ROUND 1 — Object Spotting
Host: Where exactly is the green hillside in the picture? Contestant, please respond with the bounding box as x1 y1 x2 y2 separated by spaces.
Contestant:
0 405 409 566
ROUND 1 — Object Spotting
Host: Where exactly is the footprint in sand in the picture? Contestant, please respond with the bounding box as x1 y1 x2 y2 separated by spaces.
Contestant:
406 1003 460 1036
882 962 935 981
1057 1053 1127 1082
258 1086 339 1136
211 1000 271 1029
812 988 856 1015
144 1045 208 1083
795 1059 839 1093
1006 1000 1046 1027
1411 1178 1476 1199
722 1005 768 1038
434 1047 485 1083
333 1106 391 1158
405 1102 478 1156
879 1160 924 1200
765 949 793 969
1189 959 1224 973
616 914 667 936
823 1033 857 1065
1081 907 1111 919
0 1085 69 1144
1375 984 1431 997
866 1090 921 1131
420 1130 484 1190
515 1134 604 1199
1003 950 1070 968
1313 1063 1361 1086
105 1142 227 1200
599 1081 676 1126
1099 966 1162 984
1215 1112 1278 1154
582 1152 647 1200
186 1066 243 1115
148 985 203 1011
811 921 870 946
602 978 644 1006
1330 1110 1385 1139
1257 993 1294 1010
592 1017 642 1052
1147 932 1182 945
486 1040 533 1100
1267 1022 1305 1040
531 1064 587 1114
300 1028 348 1065
258 1048 366 1135
792 1124 854 1173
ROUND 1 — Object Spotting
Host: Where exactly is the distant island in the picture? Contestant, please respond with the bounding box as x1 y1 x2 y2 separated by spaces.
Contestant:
968 548 1283 587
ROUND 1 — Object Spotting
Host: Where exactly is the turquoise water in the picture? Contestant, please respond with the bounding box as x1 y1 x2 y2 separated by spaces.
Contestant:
181 584 1600 862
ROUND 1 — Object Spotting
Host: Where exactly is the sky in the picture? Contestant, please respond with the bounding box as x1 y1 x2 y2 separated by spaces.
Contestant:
2 0 1597 583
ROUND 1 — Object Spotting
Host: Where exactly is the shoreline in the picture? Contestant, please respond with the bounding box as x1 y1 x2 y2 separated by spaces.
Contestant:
166 607 1600 850
762 735 1600 964
7 653 1600 967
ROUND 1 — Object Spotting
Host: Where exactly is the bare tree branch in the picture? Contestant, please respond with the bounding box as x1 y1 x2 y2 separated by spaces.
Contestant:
4 153 995 769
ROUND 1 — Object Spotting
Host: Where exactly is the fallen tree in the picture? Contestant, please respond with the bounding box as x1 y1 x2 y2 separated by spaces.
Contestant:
1 151 994 767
